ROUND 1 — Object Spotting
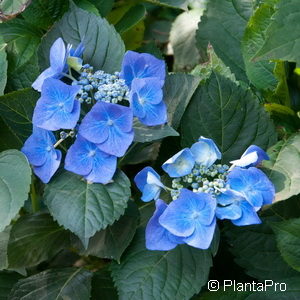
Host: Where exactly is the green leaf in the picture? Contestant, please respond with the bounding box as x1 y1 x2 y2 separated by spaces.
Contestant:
0 150 31 232
22 0 69 30
121 20 145 51
111 228 213 300
0 272 23 300
181 72 277 164
263 133 300 202
246 277 300 299
91 268 118 300
0 226 11 270
242 1 277 90
7 213 70 269
0 88 39 151
196 0 253 82
254 0 300 63
201 287 252 300
143 0 189 10
44 170 131 244
225 218 298 281
133 119 179 143
0 19 42 70
74 0 100 16
5 54 40 92
74 201 139 262
120 142 160 166
163 73 200 130
39 4 125 74
115 4 146 34
170 9 202 71
0 0 31 20
191 46 239 85
270 218 300 272
89 0 114 17
0 39 7 95
9 268 92 299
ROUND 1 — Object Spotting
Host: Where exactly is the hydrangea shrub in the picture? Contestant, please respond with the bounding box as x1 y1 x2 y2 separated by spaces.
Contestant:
0 0 300 298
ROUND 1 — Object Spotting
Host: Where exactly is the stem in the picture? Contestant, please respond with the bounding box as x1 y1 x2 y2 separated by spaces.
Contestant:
54 130 74 148
30 176 40 213
61 72 76 81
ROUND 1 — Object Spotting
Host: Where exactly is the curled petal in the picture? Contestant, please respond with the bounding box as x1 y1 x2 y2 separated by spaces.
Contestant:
190 136 221 167
230 145 269 168
162 148 195 177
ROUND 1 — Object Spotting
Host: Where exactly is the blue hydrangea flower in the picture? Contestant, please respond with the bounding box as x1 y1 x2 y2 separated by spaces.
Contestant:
190 137 221 167
129 78 167 126
65 135 117 184
159 188 216 249
134 167 164 202
162 148 195 177
32 38 85 92
32 78 81 131
120 51 165 88
230 145 269 168
226 167 275 208
146 199 184 250
79 101 134 157
216 189 261 226
21 127 61 183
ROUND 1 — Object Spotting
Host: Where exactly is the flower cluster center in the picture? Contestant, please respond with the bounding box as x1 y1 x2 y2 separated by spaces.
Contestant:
76 65 129 104
171 163 229 200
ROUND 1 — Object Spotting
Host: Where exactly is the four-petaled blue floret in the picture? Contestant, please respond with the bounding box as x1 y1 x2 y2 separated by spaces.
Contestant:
21 127 61 183
135 136 275 251
65 135 117 184
79 101 134 157
32 78 81 131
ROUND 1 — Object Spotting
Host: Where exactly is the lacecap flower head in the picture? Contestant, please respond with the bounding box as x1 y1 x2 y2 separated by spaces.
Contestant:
24 37 169 184
135 136 275 251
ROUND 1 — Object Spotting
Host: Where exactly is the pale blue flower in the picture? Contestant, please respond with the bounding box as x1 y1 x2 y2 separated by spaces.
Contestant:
134 166 164 202
162 148 195 177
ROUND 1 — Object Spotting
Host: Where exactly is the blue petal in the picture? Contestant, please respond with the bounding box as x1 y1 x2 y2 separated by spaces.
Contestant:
146 199 183 251
32 67 60 92
134 166 160 191
216 204 242 220
183 218 216 249
120 51 165 88
97 128 134 157
228 167 275 207
21 127 57 167
216 189 245 206
190 137 221 167
231 145 269 168
79 102 133 156
141 184 161 202
32 78 81 131
69 42 85 58
159 189 216 237
84 149 117 184
162 148 195 177
65 135 117 183
49 38 66 72
232 201 262 226
33 149 61 183
64 135 95 176
139 101 167 126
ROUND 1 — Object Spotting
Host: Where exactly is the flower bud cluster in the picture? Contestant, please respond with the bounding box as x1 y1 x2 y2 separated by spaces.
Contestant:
76 64 128 104
171 163 229 200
